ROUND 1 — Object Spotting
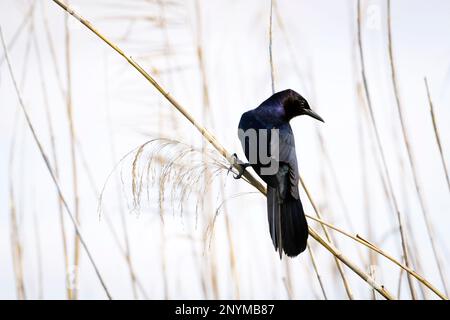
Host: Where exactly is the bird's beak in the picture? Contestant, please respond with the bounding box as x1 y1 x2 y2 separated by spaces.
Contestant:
303 108 324 123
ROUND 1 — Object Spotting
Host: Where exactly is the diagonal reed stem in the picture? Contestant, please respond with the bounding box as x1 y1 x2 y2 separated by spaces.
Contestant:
306 214 448 300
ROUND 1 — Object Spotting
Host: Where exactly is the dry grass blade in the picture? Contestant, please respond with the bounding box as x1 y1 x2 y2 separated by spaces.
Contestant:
424 78 450 194
356 0 416 299
63 1 81 299
306 214 448 300
76 139 149 299
194 0 239 298
269 0 275 93
300 174 355 299
32 26 72 299
0 27 112 300
0 1 35 66
7 26 34 300
386 0 448 296
52 0 402 299
307 244 327 299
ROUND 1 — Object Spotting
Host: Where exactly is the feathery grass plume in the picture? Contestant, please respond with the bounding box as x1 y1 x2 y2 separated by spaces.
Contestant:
129 138 228 219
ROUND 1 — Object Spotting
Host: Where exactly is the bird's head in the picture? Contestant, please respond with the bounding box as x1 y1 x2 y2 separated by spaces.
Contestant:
279 89 324 123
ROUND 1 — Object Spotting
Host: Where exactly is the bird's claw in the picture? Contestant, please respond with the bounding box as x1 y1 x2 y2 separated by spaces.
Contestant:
228 153 250 179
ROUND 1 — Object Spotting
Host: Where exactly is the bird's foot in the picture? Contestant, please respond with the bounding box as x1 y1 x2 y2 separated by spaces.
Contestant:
228 153 251 179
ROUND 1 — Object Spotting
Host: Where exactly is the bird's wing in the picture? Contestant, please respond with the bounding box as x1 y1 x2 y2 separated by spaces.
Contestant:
276 126 300 200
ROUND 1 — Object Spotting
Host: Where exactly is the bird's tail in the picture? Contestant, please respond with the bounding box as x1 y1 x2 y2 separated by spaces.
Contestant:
267 186 308 258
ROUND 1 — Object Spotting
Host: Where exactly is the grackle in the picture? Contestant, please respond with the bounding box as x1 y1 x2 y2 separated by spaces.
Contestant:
235 89 324 258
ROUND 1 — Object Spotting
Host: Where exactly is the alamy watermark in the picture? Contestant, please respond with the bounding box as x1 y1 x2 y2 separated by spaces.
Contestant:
238 128 280 176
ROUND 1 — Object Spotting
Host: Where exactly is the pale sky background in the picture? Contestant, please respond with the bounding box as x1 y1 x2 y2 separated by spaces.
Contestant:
0 0 449 299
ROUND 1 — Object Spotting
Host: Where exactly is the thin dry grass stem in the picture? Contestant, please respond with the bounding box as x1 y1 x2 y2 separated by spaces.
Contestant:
194 0 240 298
75 139 149 299
63 2 82 300
32 200 44 299
308 227 394 299
42 3 65 96
0 1 35 66
386 0 448 296
269 0 275 93
191 0 218 299
52 0 402 299
397 267 404 298
1 28 113 300
424 78 450 194
159 217 169 300
104 56 139 300
156 1 174 298
356 97 378 280
405 224 428 299
7 26 34 300
273 23 296 290
32 29 72 299
306 214 448 300
352 20 396 297
223 206 240 299
10 191 26 300
299 175 355 299
307 244 327 299
356 0 416 299
282 276 293 299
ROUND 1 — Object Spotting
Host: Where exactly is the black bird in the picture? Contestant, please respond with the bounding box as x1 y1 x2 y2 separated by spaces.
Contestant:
235 89 324 258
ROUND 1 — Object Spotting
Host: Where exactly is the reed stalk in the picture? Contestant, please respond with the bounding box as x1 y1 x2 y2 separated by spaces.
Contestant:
32 201 44 299
63 1 81 299
386 0 448 296
76 139 149 299
307 244 327 299
356 0 416 299
305 214 447 300
269 0 275 93
424 78 450 194
194 0 240 298
1 27 112 300
32 26 72 299
103 55 139 299
0 1 35 66
7 26 34 300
